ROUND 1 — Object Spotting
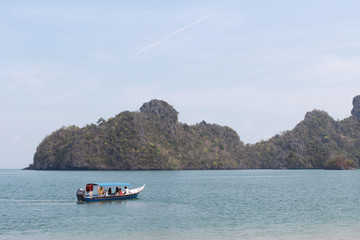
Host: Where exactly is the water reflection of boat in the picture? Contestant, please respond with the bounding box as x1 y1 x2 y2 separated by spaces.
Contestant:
76 182 145 202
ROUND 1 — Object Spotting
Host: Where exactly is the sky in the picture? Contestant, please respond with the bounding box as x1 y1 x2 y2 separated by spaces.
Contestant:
1 0 360 169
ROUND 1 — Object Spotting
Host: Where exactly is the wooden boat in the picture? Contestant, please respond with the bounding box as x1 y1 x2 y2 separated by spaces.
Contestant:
76 182 145 202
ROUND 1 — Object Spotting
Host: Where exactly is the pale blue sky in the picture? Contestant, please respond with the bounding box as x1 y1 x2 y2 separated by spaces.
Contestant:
1 0 360 168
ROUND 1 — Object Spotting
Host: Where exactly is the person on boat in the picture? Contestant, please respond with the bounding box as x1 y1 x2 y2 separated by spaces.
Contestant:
118 188 123 195
86 184 93 196
108 187 112 196
115 187 119 194
97 186 104 196
124 186 130 195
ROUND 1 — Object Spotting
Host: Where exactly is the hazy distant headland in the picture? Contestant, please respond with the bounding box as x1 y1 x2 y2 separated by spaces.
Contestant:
25 96 360 170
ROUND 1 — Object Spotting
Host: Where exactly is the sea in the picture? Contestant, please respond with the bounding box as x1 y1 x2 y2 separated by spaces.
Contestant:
0 169 359 240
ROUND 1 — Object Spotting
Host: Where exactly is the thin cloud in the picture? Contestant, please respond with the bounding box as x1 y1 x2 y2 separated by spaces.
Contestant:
74 16 210 86
27 15 210 105
130 15 210 59
317 41 360 51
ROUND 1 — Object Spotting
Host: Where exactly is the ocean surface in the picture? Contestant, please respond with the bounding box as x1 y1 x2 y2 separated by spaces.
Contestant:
0 169 359 240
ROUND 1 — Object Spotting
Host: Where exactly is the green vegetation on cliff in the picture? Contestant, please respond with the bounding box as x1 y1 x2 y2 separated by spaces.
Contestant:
30 100 244 170
324 155 356 170
28 96 360 170
245 110 360 169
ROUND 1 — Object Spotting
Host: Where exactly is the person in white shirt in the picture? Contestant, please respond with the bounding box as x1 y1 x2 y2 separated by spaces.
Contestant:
124 186 130 194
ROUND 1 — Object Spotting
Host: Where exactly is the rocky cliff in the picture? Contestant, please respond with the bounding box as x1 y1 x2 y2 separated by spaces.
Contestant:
28 100 244 170
27 96 360 170
351 95 360 121
246 107 360 169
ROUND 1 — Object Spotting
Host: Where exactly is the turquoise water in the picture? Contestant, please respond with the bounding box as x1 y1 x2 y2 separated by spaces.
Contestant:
0 169 359 240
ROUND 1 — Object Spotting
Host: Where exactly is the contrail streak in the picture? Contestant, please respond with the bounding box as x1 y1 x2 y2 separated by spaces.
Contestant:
72 16 210 91
130 15 210 58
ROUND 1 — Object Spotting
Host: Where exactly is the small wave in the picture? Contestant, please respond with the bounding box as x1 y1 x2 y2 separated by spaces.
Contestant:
0 199 74 203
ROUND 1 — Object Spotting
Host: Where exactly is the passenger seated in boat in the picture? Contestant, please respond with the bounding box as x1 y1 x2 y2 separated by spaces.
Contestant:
124 186 130 195
97 186 104 196
108 187 112 196
118 188 123 195
115 187 119 194
85 184 93 196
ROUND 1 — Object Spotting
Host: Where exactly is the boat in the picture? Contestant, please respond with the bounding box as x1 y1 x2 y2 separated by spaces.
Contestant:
76 182 145 202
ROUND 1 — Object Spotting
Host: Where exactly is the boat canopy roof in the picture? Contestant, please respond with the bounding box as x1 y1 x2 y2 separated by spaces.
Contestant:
89 182 133 187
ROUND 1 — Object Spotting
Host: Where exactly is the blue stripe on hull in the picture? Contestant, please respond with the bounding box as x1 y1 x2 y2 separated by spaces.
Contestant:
84 193 139 202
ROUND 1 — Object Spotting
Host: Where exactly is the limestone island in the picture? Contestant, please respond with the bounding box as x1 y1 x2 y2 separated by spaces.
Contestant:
25 96 360 170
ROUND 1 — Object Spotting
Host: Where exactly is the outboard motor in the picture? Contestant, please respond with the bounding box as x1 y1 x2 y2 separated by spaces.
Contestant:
76 188 85 201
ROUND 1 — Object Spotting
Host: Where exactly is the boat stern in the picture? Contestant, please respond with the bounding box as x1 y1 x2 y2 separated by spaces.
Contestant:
76 188 85 201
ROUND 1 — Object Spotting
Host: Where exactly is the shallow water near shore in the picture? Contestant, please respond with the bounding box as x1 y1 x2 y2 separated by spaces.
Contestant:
0 169 359 240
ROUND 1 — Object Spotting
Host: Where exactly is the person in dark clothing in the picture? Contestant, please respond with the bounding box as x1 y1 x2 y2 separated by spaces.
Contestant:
108 187 112 195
